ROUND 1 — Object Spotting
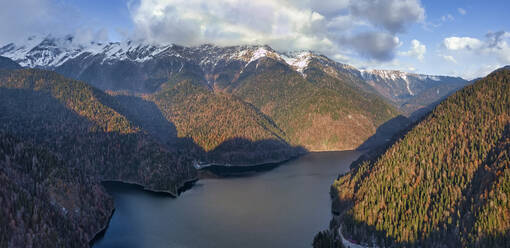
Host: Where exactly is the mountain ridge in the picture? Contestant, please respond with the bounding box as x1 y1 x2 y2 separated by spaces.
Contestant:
320 66 510 247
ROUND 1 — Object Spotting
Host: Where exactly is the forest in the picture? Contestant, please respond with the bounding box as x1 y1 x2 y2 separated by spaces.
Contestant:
328 67 510 247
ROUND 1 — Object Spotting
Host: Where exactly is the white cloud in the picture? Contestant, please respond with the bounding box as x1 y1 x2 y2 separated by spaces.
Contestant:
458 8 466 15
485 31 510 64
400 39 426 61
444 37 483 50
440 55 457 64
443 32 510 64
130 0 425 61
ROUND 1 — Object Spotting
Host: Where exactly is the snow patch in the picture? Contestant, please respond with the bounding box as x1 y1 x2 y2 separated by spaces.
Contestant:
281 52 312 75
248 47 269 64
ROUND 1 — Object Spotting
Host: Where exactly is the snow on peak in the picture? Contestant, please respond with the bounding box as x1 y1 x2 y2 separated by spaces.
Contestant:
0 36 348 78
362 69 415 95
248 47 269 64
0 35 176 67
281 52 312 74
362 69 410 81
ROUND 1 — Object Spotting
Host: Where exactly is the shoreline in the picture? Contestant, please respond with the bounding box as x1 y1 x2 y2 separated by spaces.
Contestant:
99 177 200 198
89 177 199 246
196 154 302 177
88 208 115 247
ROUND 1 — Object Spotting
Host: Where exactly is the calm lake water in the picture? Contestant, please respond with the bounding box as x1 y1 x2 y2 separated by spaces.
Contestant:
93 151 361 248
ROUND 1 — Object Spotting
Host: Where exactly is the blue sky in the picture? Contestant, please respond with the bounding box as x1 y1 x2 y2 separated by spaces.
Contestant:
0 0 508 79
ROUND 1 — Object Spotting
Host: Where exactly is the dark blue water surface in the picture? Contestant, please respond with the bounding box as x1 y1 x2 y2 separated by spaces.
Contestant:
94 151 361 248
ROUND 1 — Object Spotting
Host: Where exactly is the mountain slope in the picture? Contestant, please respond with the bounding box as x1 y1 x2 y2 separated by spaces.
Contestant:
361 69 468 116
0 35 469 151
329 67 510 247
150 79 304 164
0 133 113 247
0 69 196 193
223 57 400 151
0 56 21 70
0 68 204 246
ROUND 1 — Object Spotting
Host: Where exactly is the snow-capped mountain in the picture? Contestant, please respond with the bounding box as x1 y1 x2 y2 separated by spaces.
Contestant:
361 69 467 116
0 35 325 91
0 35 290 71
0 35 468 116
361 69 465 100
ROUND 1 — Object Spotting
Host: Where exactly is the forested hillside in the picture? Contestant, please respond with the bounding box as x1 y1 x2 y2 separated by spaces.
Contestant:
225 57 400 151
0 133 113 247
329 67 510 247
0 69 197 193
151 79 305 164
0 68 200 246
2 38 418 151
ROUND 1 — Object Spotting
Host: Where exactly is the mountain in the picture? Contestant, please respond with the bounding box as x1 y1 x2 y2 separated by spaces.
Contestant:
149 79 304 164
0 56 21 70
0 35 471 151
0 69 197 193
0 68 204 246
221 55 402 150
323 67 510 247
0 36 468 106
0 36 403 150
361 69 468 117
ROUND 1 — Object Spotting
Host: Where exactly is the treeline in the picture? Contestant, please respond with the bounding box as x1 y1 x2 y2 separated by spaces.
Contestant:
330 68 510 247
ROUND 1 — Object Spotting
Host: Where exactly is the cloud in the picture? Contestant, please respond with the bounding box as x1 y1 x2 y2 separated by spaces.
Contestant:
130 0 425 61
440 55 457 64
0 0 81 45
444 37 483 50
458 8 466 15
485 31 510 63
400 39 426 60
349 0 425 33
343 32 400 61
443 32 510 64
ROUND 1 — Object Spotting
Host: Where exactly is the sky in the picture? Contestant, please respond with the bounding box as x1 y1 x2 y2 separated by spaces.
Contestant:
0 0 508 79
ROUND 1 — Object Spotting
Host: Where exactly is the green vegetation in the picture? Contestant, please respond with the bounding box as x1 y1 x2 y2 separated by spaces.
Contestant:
331 68 510 247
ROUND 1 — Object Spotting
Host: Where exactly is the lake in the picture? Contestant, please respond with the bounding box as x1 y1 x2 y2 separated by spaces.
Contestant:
93 151 361 248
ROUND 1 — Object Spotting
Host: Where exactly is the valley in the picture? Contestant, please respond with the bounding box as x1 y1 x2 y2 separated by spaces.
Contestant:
0 37 505 248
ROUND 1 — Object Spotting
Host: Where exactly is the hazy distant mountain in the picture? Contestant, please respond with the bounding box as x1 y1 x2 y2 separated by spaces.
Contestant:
325 67 510 247
361 69 468 116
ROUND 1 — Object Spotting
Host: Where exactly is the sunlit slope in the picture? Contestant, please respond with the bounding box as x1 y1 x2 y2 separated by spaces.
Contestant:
332 68 510 247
